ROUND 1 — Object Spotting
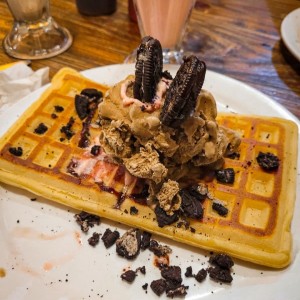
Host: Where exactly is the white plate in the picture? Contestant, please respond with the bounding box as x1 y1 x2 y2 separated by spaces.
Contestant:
0 64 299 300
281 8 300 61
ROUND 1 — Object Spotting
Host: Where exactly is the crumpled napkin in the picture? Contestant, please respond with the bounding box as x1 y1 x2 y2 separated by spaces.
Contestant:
0 61 49 111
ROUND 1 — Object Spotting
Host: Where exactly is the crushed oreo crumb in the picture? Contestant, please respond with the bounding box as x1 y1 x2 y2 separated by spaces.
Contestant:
8 146 23 157
256 152 279 171
141 231 152 250
161 266 182 285
121 270 136 283
81 88 103 101
54 105 64 112
34 123 48 134
149 240 172 257
215 168 235 184
75 94 89 120
195 268 207 282
154 205 179 227
227 152 240 160
208 266 233 283
101 228 120 248
212 202 228 216
150 279 167 296
185 266 193 278
130 206 139 215
91 145 101 156
136 266 146 275
209 253 234 269
116 229 141 259
142 283 148 290
60 117 75 140
88 232 100 246
179 187 204 219
74 211 100 233
166 284 188 298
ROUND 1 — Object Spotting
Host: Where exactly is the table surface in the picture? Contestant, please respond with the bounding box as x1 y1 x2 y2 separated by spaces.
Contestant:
0 0 299 119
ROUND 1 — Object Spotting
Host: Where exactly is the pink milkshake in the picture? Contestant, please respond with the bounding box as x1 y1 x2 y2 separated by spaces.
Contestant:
133 0 195 51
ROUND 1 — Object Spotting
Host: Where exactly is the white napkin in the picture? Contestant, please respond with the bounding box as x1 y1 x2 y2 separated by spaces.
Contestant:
0 61 49 111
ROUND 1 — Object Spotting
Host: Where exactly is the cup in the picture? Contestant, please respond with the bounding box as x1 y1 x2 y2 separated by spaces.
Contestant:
3 0 73 60
76 0 117 16
133 0 195 64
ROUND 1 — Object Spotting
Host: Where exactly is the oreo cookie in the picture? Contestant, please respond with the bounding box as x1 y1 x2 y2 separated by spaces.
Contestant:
160 56 206 128
133 36 163 102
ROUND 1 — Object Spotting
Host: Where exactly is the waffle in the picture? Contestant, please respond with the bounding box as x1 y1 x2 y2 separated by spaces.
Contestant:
0 68 298 268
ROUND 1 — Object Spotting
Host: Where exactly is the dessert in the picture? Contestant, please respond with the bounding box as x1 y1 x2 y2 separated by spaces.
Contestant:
0 38 298 268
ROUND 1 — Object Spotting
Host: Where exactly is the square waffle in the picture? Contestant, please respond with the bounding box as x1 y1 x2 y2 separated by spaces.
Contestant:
0 68 298 268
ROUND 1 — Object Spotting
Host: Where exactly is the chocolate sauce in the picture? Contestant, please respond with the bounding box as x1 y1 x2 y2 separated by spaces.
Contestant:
97 181 148 209
78 102 98 148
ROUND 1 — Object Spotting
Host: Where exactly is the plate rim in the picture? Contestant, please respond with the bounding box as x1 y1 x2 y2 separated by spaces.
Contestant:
281 7 300 61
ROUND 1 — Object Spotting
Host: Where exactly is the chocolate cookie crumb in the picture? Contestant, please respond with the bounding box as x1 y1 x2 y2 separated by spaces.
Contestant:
149 240 172 257
161 266 182 285
179 187 204 219
185 266 193 278
130 206 139 215
166 285 188 298
88 232 100 246
212 202 228 216
34 123 48 134
227 152 240 160
215 168 235 184
54 105 64 112
142 283 148 290
121 270 136 283
60 117 75 140
256 152 279 171
91 145 101 156
208 266 233 283
150 279 167 296
101 228 120 248
8 146 23 157
195 268 207 282
74 211 100 233
81 88 103 101
154 205 179 227
116 229 141 259
209 253 234 269
141 231 152 250
75 94 89 120
136 266 146 275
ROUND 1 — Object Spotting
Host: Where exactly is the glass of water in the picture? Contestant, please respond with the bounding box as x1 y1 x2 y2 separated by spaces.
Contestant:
3 0 73 60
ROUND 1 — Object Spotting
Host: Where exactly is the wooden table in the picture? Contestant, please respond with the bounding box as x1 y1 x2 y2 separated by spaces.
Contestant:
0 0 299 119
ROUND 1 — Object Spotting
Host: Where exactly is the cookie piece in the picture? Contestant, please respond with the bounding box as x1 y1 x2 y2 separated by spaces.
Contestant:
133 36 163 102
116 228 142 259
256 152 280 171
101 228 120 248
160 56 206 128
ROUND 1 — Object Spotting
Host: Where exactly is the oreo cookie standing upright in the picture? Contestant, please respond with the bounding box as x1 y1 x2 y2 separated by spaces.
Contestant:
160 56 206 128
133 36 163 102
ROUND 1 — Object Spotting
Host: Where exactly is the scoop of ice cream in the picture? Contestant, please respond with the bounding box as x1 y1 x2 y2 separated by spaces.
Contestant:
97 74 240 215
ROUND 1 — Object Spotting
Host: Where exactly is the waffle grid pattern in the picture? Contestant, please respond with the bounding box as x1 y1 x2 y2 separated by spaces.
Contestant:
203 116 284 236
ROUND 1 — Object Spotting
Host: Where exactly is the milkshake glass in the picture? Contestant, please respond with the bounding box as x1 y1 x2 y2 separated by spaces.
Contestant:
3 0 72 60
133 0 195 64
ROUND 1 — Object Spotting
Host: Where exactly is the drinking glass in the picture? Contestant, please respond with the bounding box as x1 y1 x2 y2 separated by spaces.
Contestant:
3 0 73 60
127 0 195 64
